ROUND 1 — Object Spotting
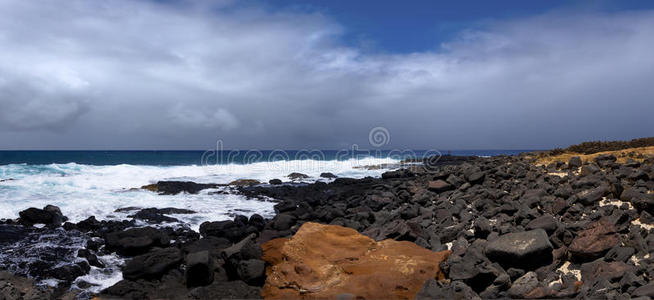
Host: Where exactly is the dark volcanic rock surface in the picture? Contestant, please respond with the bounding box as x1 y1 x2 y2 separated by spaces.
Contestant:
485 229 553 269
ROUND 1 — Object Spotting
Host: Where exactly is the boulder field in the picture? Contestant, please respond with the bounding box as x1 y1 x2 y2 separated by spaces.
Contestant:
1 151 654 299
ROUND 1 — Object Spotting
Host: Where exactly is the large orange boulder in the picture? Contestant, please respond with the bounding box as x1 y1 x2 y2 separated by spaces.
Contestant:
261 222 451 299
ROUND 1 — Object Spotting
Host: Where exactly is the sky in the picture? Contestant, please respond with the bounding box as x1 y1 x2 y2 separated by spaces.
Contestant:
1 0 654 150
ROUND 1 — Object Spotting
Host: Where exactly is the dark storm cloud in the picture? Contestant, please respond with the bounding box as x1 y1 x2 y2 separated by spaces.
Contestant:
0 0 653 149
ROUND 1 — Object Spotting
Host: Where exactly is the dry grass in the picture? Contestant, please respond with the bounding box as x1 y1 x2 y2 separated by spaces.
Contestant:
531 146 654 166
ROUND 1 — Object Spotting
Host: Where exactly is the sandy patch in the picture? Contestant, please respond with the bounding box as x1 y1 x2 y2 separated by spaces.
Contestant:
599 197 634 209
532 146 654 166
632 218 654 230
630 253 650 266
547 172 568 178
557 261 581 281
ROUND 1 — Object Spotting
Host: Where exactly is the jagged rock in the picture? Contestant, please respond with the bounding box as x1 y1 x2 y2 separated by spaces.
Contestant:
185 250 214 287
576 185 609 206
507 271 540 298
569 218 619 261
415 279 481 300
105 227 170 256
127 208 180 223
526 214 558 234
237 259 265 285
18 205 66 227
580 260 633 284
632 283 654 297
182 237 231 257
594 154 617 168
77 249 104 268
220 233 263 282
287 172 309 180
199 220 247 242
262 222 450 299
0 225 26 245
122 247 183 280
271 213 296 231
141 181 218 195
188 280 262 299
75 216 102 232
485 229 553 269
447 247 502 293
382 169 414 179
229 179 260 186
320 172 338 178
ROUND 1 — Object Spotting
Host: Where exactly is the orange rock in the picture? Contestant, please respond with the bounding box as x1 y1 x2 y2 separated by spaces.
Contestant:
261 222 450 299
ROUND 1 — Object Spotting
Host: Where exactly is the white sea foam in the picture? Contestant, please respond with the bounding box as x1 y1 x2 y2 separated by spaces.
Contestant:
0 157 398 229
74 253 125 294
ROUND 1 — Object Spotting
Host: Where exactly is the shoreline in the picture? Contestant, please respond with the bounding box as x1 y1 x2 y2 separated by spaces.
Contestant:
1 150 654 299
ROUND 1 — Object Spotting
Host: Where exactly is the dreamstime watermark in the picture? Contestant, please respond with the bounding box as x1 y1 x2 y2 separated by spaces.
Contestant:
200 127 443 173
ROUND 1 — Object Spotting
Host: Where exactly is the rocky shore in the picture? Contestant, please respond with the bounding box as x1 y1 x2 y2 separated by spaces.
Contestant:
2 150 654 299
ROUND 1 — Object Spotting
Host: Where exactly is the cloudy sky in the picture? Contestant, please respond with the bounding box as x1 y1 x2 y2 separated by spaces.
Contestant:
1 0 654 150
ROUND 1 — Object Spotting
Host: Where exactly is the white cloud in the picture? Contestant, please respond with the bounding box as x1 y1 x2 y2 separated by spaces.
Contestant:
0 1 653 149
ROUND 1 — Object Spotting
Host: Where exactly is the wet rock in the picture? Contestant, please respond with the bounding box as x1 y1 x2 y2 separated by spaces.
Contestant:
271 213 296 231
428 180 454 193
262 222 450 299
268 179 282 185
248 214 266 231
320 172 338 178
287 172 309 180
199 220 247 242
141 181 218 195
0 225 26 245
77 248 104 268
18 205 66 227
75 216 101 233
122 247 183 280
229 179 261 186
128 208 179 224
569 218 619 261
485 229 553 269
49 262 90 282
105 227 170 256
273 201 296 214
185 250 214 287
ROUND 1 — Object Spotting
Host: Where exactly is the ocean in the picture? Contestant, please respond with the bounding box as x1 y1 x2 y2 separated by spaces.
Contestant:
0 150 531 230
